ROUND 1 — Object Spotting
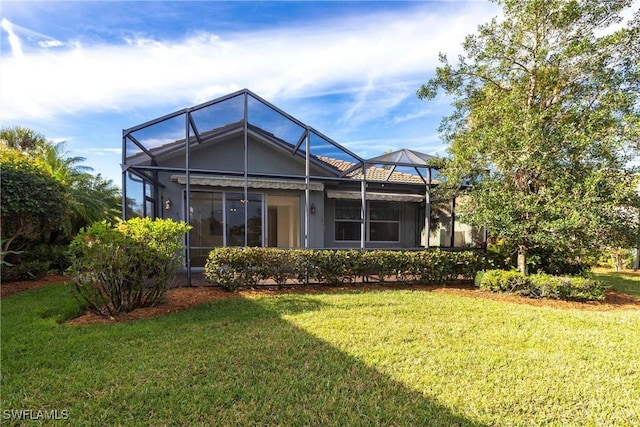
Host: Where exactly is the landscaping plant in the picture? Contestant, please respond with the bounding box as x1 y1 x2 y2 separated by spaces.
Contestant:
68 218 190 316
476 269 608 301
205 247 484 290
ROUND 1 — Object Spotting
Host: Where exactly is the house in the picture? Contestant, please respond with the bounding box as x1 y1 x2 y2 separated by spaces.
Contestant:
122 89 484 275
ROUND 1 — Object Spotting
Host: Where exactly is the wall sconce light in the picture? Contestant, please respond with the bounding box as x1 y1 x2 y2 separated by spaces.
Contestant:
310 203 316 215
165 198 172 210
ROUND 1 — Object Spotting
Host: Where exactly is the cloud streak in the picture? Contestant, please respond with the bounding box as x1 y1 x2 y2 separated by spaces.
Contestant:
0 3 498 124
1 18 24 58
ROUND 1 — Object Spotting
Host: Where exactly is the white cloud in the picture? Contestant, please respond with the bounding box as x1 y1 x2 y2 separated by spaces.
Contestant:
1 18 24 58
0 3 499 123
81 147 122 156
38 39 63 48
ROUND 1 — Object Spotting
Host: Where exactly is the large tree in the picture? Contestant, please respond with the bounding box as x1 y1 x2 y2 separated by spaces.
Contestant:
0 127 121 240
419 0 640 274
0 148 68 261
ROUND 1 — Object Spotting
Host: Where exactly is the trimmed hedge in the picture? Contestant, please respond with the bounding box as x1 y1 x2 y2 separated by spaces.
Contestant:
204 248 484 291
475 269 608 301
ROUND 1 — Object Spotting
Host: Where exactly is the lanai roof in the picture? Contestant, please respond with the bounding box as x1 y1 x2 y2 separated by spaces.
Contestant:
367 148 438 166
123 88 439 186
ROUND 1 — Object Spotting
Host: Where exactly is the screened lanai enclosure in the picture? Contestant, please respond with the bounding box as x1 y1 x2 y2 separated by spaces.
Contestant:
122 89 485 275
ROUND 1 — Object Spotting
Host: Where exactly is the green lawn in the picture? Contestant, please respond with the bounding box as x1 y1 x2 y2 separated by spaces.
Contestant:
1 277 639 426
593 269 640 298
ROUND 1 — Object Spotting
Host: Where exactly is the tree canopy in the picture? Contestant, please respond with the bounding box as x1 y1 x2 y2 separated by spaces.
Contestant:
0 127 121 251
0 148 68 260
419 0 640 274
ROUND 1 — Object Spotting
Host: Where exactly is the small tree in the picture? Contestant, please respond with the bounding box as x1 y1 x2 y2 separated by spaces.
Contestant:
419 0 640 274
0 148 68 262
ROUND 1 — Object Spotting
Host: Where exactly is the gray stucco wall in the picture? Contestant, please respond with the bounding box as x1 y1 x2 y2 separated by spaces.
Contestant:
157 134 334 177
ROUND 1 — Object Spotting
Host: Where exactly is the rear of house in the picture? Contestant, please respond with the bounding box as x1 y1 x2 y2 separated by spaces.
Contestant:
122 89 484 270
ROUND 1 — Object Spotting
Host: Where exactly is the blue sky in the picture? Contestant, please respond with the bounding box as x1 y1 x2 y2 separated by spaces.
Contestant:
0 1 506 185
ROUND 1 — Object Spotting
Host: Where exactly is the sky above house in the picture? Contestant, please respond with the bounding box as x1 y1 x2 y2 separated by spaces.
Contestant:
1 1 506 185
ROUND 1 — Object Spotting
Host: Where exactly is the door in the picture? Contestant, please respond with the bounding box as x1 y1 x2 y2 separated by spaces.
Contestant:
188 192 224 267
225 192 263 247
266 195 300 248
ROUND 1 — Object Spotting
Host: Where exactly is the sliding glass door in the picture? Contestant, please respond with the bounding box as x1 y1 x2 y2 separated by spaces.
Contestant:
225 192 263 247
188 191 299 267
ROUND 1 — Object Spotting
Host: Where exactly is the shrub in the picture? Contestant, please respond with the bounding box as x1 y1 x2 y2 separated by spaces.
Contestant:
68 218 190 316
477 269 530 293
205 248 484 290
1 260 51 283
29 243 71 273
476 269 608 301
0 243 71 282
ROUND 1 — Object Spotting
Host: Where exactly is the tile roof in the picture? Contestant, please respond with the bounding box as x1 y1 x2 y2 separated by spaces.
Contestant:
316 156 426 184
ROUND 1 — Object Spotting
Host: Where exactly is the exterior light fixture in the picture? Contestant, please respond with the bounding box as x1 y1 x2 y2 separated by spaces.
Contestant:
310 203 316 214
165 198 172 210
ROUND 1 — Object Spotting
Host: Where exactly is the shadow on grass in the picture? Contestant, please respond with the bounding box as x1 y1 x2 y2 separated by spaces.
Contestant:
593 271 640 298
2 286 486 426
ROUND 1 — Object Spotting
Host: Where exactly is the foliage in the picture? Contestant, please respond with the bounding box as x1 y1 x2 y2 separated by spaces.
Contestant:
205 248 484 290
38 141 121 238
0 148 68 262
418 0 640 274
486 240 599 276
0 126 49 152
476 269 608 301
1 261 51 283
68 218 190 316
1 127 121 242
2 281 640 426
0 238 22 267
1 243 71 283
605 247 635 271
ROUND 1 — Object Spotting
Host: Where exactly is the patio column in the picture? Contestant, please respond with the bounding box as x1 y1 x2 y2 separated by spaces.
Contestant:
361 162 366 250
243 91 249 247
185 111 192 285
450 197 456 248
121 132 127 219
304 129 310 249
425 167 431 248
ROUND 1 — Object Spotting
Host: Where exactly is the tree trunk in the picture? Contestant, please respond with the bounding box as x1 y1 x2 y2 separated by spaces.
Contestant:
517 245 528 276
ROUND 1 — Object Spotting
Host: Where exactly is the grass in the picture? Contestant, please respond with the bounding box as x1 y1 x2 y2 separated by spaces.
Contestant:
1 273 639 426
592 269 640 298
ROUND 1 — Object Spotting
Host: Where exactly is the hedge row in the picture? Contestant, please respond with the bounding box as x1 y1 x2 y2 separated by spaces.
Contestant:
204 247 484 291
475 269 608 301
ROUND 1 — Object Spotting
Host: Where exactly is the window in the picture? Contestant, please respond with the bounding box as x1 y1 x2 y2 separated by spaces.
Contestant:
334 200 400 242
369 201 400 241
335 201 361 241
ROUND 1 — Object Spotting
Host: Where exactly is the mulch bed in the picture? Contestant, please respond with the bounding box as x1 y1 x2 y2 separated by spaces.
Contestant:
2 273 639 326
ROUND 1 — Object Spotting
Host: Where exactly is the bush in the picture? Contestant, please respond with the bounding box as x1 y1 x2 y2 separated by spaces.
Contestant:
205 248 484 290
475 269 608 301
0 243 71 282
68 218 191 316
1 260 51 282
29 243 71 273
